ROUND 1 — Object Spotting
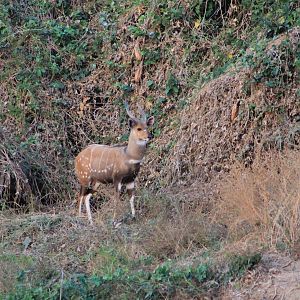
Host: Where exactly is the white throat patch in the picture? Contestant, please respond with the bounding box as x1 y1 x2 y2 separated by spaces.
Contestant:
136 139 148 146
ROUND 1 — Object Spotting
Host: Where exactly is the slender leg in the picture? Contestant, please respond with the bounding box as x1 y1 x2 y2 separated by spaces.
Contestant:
78 196 83 216
78 185 87 217
126 182 135 218
84 193 93 225
113 180 122 226
128 191 135 217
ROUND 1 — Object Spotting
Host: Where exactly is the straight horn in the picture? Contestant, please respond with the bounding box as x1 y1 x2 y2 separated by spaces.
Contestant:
137 104 147 123
124 101 137 121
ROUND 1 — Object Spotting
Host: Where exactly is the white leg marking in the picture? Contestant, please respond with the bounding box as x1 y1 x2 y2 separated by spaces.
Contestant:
130 195 135 217
84 193 93 225
78 196 83 216
126 182 135 190
118 182 122 192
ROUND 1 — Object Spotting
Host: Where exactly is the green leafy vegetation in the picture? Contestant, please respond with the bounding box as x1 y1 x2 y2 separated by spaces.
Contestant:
0 0 299 298
2 244 261 299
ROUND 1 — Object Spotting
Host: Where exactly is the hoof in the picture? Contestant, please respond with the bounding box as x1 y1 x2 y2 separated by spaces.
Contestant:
113 220 122 228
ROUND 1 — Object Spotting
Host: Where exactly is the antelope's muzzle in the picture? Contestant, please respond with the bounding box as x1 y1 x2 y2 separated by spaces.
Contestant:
148 132 154 140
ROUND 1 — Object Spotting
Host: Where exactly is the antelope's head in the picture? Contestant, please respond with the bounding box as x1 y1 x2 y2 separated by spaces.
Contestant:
125 102 155 145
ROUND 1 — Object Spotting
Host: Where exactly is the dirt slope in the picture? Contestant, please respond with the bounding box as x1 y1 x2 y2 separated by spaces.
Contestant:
223 253 300 300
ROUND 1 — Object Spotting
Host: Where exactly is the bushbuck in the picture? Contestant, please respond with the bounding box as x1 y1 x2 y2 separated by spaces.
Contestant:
75 102 154 225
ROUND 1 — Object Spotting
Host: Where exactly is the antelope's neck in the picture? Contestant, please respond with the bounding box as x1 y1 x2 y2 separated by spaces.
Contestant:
126 136 147 161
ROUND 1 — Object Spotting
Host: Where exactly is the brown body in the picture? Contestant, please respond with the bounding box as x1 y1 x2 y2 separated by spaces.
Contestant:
75 102 154 225
75 144 142 187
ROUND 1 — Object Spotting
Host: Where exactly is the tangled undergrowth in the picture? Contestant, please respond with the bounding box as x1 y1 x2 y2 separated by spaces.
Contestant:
164 28 300 186
1 0 299 206
0 0 299 298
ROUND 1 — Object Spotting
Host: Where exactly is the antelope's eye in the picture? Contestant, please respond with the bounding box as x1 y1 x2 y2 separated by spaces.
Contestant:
137 128 142 131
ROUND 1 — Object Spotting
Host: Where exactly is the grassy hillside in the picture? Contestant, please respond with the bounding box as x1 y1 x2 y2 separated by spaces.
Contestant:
0 0 299 299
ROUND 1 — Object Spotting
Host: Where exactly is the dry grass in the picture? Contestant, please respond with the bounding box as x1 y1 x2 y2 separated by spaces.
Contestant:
0 195 213 295
134 192 225 259
215 150 300 250
0 210 113 292
1 150 298 297
141 212 206 259
1 149 298 276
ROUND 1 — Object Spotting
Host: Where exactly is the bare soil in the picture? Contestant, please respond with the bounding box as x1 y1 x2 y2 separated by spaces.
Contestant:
222 253 300 300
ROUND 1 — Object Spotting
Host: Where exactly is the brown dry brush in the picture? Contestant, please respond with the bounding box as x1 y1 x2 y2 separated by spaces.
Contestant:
0 129 32 208
0 1 193 208
164 28 300 188
215 150 300 250
0 2 299 211
0 126 69 209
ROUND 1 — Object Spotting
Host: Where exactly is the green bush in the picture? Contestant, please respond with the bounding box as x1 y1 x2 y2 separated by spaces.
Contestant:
3 251 262 299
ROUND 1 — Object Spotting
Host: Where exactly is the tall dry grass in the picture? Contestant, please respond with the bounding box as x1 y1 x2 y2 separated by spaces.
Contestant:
215 150 300 250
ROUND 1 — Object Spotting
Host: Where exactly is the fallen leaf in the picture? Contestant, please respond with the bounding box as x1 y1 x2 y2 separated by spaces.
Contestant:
137 5 145 14
194 20 201 29
133 42 142 61
231 100 240 122
79 102 85 111
134 62 143 82
82 96 90 104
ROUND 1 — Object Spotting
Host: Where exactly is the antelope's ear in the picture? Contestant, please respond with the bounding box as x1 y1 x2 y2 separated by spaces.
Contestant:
147 116 155 127
128 118 137 128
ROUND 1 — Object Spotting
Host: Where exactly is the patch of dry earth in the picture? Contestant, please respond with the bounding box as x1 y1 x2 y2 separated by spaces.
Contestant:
222 253 300 300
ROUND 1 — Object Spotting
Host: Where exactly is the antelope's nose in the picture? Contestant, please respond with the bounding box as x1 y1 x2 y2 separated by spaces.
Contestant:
148 132 154 140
